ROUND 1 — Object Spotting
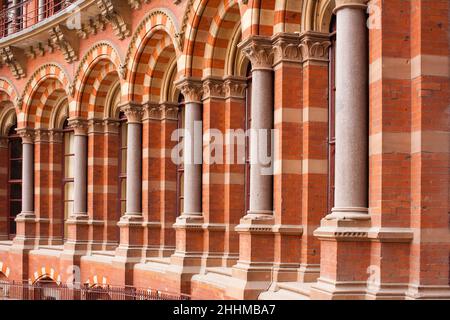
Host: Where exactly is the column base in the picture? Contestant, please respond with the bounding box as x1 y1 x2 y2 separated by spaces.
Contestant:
405 284 450 300
63 214 90 255
297 264 321 283
228 213 275 299
326 207 370 221
310 277 368 300
12 212 37 249
114 214 145 263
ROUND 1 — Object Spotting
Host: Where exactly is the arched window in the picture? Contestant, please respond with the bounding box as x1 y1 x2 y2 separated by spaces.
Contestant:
118 111 127 216
176 94 185 216
7 124 21 239
328 16 337 214
62 119 74 239
244 63 252 214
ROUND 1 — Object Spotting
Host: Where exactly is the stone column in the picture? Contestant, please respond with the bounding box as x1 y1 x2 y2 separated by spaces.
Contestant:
18 129 35 216
13 128 36 248
328 0 369 220
70 119 88 218
240 36 275 219
121 103 144 218
114 102 145 271
230 36 276 300
311 0 370 300
176 79 204 220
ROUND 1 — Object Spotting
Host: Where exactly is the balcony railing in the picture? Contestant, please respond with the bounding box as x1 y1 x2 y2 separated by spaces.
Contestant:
0 0 75 39
0 280 191 300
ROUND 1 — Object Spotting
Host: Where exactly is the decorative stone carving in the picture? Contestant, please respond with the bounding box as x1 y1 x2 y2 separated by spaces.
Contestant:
223 77 247 99
49 130 64 143
128 0 150 10
272 33 302 65
103 118 121 134
77 15 107 39
34 129 51 143
68 118 89 136
88 118 105 134
299 32 331 64
161 103 179 121
176 79 204 104
143 102 163 121
202 78 225 100
120 102 144 123
49 25 78 63
239 36 274 71
0 46 26 79
96 0 131 40
16 128 35 144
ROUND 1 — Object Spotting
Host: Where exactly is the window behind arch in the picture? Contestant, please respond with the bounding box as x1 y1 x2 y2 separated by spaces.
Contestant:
62 119 74 239
328 16 337 214
245 63 252 215
7 124 21 238
118 112 127 216
176 94 185 216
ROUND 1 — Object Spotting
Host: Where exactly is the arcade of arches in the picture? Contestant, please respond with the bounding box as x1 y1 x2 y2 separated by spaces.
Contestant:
0 0 448 300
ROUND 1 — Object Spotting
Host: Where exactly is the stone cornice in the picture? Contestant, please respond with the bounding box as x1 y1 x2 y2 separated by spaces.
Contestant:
48 25 79 63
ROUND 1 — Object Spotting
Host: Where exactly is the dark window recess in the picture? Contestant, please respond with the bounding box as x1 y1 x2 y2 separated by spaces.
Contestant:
327 16 337 214
7 124 22 238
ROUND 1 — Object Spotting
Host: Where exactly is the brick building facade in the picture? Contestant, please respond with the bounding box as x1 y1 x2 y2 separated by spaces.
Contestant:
0 0 448 300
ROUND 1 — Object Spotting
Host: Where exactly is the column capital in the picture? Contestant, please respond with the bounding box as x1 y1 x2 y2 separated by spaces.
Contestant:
143 102 163 121
223 76 247 99
16 128 35 144
271 33 302 66
176 78 204 104
160 102 179 121
299 31 331 65
68 118 89 136
334 0 368 13
49 129 64 143
34 129 50 143
239 36 274 71
120 102 145 124
87 118 104 135
202 77 225 100
103 118 121 134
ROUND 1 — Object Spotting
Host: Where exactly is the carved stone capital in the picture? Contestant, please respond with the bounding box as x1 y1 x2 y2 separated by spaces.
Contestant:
48 25 78 63
160 103 179 121
176 79 204 104
299 31 331 65
272 33 302 66
143 102 163 121
239 36 274 71
49 130 64 143
103 118 121 134
34 129 51 144
16 128 35 144
334 0 368 13
223 76 247 99
202 77 225 100
88 118 105 134
120 102 144 123
0 46 26 79
68 118 89 136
